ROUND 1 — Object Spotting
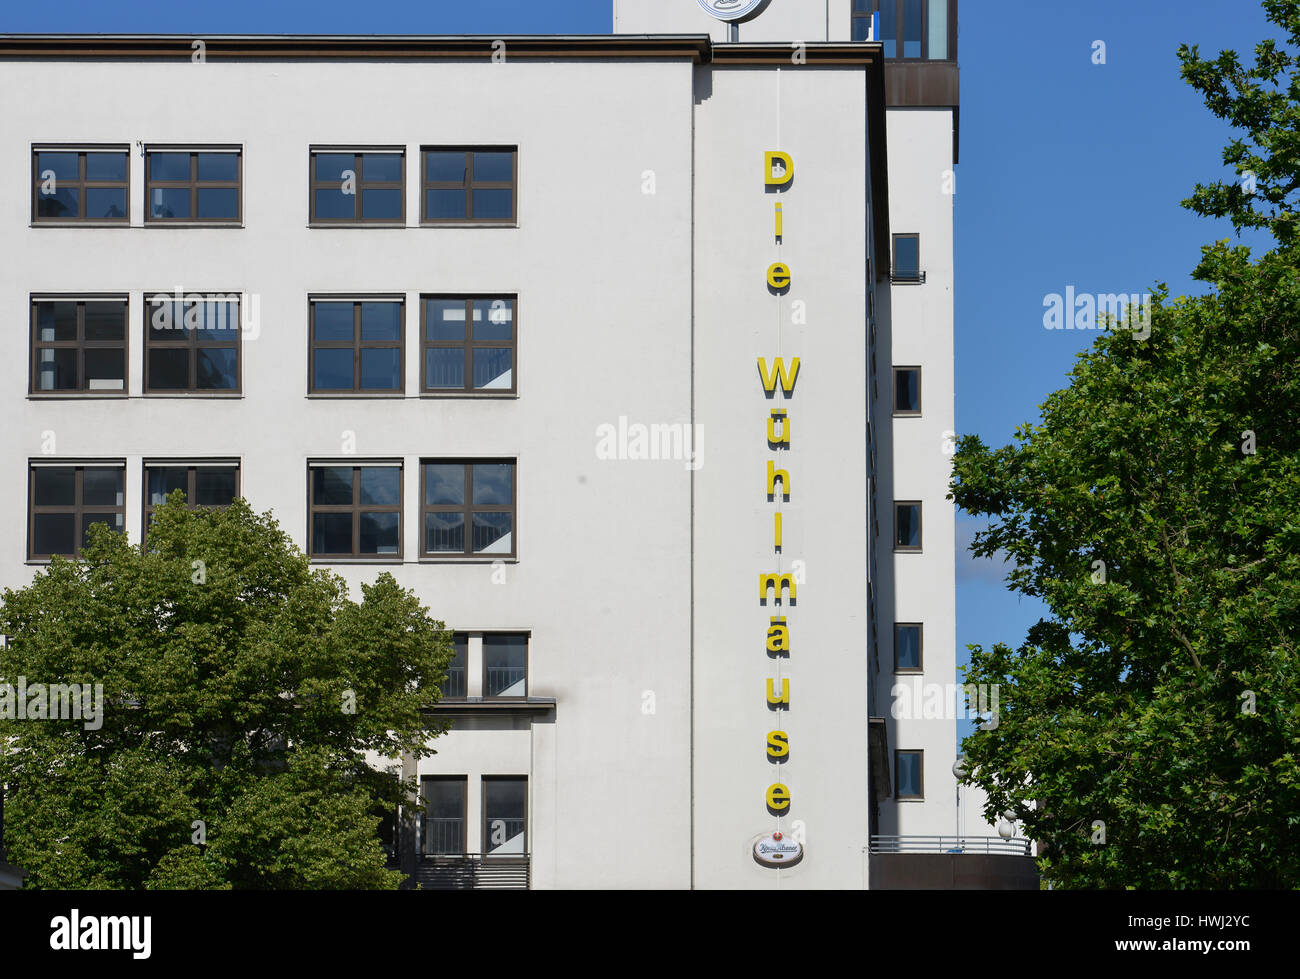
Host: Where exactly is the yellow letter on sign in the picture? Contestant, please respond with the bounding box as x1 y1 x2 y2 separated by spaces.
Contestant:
767 782 791 814
767 730 790 760
765 151 794 187
767 263 791 290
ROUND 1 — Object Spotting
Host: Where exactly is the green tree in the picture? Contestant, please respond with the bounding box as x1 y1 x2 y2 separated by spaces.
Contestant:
0 495 454 889
950 2 1300 888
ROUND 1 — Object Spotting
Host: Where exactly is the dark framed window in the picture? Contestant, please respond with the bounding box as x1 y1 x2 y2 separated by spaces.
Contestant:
894 501 922 551
308 298 404 393
896 750 924 799
30 297 127 395
143 463 240 542
443 634 468 700
893 366 921 415
145 148 241 222
482 776 527 856
895 623 923 672
145 293 241 392
421 147 517 224
32 146 129 222
483 634 528 699
892 234 923 283
421 776 467 856
309 149 404 224
421 296 515 394
420 460 516 558
308 464 402 559
28 464 125 560
867 1 954 60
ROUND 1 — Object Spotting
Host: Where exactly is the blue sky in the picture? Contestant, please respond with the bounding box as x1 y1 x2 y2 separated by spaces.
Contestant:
2 1 1276 741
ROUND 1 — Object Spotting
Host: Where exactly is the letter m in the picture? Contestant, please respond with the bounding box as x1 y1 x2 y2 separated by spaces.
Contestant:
758 572 797 604
757 357 800 397
1097 293 1126 323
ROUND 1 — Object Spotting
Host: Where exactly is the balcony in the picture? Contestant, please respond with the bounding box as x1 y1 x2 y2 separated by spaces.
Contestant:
869 835 1039 890
411 853 530 890
871 834 1031 856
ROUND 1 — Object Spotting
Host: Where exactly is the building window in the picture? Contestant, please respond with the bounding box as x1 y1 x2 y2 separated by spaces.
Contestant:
145 293 240 392
309 149 404 224
421 777 467 856
309 299 404 394
894 501 922 551
895 623 923 672
143 463 240 541
443 633 468 700
893 366 921 415
420 461 516 558
421 296 515 393
32 146 129 222
869 1 953 60
308 464 403 559
28 464 125 560
145 148 241 222
484 634 528 698
30 297 128 395
892 233 923 283
895 750 924 799
421 147 517 224
482 777 526 856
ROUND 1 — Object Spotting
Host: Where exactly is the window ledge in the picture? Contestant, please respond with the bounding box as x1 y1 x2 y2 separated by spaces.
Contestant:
306 393 406 399
893 669 925 676
310 558 404 565
143 222 243 229
418 222 519 230
428 696 554 714
419 392 519 400
307 222 407 229
30 222 130 229
418 557 518 564
28 392 129 400
143 392 243 399
892 411 923 418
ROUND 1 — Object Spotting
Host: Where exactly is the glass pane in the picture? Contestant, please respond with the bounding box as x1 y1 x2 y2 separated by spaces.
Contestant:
424 511 464 553
150 187 190 219
425 348 465 389
422 779 464 855
313 467 354 505
483 779 526 854
84 302 126 341
360 302 402 341
313 303 355 342
313 188 354 220
854 0 872 10
85 152 127 181
897 626 921 669
196 347 238 389
897 753 922 796
359 512 400 555
195 468 238 506
473 464 513 505
359 467 400 506
83 513 125 547
83 467 124 506
32 513 75 556
426 299 466 341
148 348 190 390
894 236 920 276
313 349 354 390
312 512 353 554
359 348 401 390
361 153 402 182
313 153 354 182
472 348 512 390
928 0 948 59
896 505 920 548
37 301 77 342
880 0 897 56
197 153 238 181
361 188 402 220
35 348 77 390
424 151 466 183
197 187 238 219
425 189 466 220
149 152 191 180
484 634 527 697
852 18 871 42
443 637 467 699
196 301 240 343
33 467 75 506
37 152 79 181
84 348 125 390
471 511 512 553
472 299 512 341
85 188 127 219
895 369 919 412
471 188 512 220
148 467 189 505
903 0 922 57
37 187 79 218
148 300 187 337
424 464 465 505
472 152 513 182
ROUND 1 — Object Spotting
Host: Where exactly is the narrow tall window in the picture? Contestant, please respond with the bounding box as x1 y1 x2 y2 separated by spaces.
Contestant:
30 297 127 394
896 750 924 799
482 777 527 856
310 149 404 224
483 634 528 698
421 777 467 856
32 146 129 222
443 633 468 700
421 148 517 224
421 296 515 393
895 623 923 672
28 464 125 560
892 234 922 282
420 461 516 558
145 293 240 392
892 366 922 415
146 148 241 222
309 299 404 394
894 501 922 551
308 464 403 559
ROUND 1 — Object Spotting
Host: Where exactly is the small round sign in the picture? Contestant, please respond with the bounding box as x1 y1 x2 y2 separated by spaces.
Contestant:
696 0 773 24
753 831 804 868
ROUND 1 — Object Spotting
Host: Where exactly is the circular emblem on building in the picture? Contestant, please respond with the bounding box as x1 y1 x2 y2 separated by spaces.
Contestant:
753 831 804 868
697 0 773 24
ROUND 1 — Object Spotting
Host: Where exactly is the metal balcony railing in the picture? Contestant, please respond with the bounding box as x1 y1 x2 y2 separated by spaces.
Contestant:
422 818 464 856
890 269 927 284
441 667 466 699
484 667 526 697
870 834 1032 856
413 853 530 890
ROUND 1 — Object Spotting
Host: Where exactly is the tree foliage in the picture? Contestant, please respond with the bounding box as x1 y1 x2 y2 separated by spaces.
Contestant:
0 496 454 889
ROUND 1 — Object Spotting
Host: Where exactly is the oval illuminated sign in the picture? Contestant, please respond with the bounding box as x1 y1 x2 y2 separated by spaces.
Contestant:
697 0 773 24
753 831 804 868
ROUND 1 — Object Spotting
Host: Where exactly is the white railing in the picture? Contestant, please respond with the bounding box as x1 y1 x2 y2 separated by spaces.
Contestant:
870 834 1031 856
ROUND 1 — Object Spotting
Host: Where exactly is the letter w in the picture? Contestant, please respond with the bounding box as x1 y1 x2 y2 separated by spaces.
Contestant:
757 357 800 397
